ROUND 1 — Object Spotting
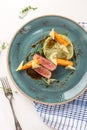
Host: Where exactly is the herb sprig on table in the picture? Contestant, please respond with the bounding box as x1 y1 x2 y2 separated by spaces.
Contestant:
19 5 38 19
0 42 8 54
0 87 18 94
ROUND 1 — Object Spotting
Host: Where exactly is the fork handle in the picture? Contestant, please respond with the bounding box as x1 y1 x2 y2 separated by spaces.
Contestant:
9 99 22 130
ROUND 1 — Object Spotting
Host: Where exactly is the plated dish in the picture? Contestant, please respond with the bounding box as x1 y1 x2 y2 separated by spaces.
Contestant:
8 15 87 104
16 28 75 79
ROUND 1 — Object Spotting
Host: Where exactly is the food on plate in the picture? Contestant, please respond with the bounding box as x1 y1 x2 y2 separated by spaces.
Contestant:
16 59 39 71
16 29 75 79
34 66 52 79
56 58 73 67
44 29 74 61
49 28 70 46
33 54 57 71
43 37 58 65
16 54 55 79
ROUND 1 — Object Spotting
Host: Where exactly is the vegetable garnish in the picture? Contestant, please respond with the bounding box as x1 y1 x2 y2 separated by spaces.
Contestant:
42 77 57 86
16 29 75 79
57 58 73 67
19 5 37 19
16 59 39 71
49 29 70 46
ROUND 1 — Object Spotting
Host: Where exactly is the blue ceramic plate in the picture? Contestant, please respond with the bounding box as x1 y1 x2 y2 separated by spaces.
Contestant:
8 15 87 104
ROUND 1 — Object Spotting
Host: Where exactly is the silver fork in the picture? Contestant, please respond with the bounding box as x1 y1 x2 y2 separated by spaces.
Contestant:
0 77 22 130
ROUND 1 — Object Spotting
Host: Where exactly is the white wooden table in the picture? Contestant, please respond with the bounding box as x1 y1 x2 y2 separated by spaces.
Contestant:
0 0 87 130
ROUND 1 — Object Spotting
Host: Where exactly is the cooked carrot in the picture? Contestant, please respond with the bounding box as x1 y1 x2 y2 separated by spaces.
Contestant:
16 59 39 71
54 31 69 46
57 58 73 66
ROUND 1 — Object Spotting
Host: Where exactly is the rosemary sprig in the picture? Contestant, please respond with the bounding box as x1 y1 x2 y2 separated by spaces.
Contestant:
19 5 38 19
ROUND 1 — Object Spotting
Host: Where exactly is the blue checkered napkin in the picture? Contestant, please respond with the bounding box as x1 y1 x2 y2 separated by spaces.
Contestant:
34 23 87 130
78 22 87 29
34 90 87 130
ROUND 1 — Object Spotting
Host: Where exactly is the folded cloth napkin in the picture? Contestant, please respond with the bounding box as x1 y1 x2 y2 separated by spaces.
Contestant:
34 22 87 130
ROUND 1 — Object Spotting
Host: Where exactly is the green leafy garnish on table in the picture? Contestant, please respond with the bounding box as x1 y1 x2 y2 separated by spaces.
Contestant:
19 5 38 19
0 86 18 94
4 87 12 95
0 42 8 54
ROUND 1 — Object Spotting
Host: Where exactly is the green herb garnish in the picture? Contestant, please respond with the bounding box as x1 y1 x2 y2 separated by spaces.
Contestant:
42 77 57 86
2 42 7 49
0 87 18 94
19 5 37 19
0 42 8 54
5 88 12 95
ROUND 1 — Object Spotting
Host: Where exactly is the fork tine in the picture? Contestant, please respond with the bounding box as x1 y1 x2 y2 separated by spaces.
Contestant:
0 77 6 88
0 77 10 89
0 77 12 97
4 77 11 89
0 77 7 96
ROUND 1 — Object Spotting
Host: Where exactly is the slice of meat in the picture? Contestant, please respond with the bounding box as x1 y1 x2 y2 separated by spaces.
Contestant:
33 54 57 71
34 66 51 79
